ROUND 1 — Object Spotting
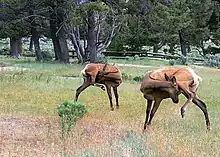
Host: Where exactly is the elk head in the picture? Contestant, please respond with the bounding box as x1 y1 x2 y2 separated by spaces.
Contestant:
164 73 179 104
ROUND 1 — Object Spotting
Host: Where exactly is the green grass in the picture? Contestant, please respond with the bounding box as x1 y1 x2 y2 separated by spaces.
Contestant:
109 58 169 66
1 59 220 156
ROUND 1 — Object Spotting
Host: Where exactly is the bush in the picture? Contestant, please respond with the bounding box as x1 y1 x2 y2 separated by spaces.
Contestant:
58 100 87 121
97 53 108 64
169 59 175 66
176 56 188 65
134 54 140 60
121 72 132 81
122 72 144 82
204 54 220 68
0 48 9 55
133 75 144 82
41 51 54 61
57 100 87 138
126 56 134 61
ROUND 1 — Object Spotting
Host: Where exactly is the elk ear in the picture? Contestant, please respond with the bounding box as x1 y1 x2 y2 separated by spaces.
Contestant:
171 76 177 85
164 73 170 81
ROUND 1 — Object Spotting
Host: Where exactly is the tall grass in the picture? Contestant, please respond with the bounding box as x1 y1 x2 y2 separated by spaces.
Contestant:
1 60 220 156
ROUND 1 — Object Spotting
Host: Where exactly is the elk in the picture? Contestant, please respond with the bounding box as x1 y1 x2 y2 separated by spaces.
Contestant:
74 63 122 111
140 67 211 131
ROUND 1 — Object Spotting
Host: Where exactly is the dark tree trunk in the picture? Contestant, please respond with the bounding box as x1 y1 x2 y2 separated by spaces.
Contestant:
153 44 159 53
88 13 98 63
17 38 22 55
169 43 175 55
49 9 60 61
57 26 69 63
28 1 43 61
179 30 187 56
69 31 83 63
10 37 20 58
29 36 33 52
49 5 69 63
30 16 43 61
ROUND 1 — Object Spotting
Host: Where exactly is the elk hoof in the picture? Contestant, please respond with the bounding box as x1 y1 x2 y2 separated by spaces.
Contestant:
181 108 185 118
111 108 114 111
116 106 119 109
207 125 211 133
143 124 151 132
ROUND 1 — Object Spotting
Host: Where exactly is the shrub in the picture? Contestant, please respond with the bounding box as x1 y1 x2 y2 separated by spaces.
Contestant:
57 100 87 157
133 75 144 82
0 48 9 55
126 56 134 61
122 72 144 82
97 53 108 64
176 56 188 65
204 54 220 68
57 100 87 138
41 51 54 61
121 72 132 81
134 54 140 60
169 59 175 66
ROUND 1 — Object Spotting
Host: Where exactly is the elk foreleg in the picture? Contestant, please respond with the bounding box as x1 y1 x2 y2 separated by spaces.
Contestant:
113 87 119 109
74 79 91 102
106 85 114 111
144 99 153 130
192 97 211 132
148 99 162 125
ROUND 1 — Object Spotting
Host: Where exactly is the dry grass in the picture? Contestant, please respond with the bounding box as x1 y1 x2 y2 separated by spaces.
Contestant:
0 60 220 157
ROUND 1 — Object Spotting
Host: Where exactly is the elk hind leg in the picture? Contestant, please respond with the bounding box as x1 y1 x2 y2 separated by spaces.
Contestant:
144 99 153 130
94 83 106 91
192 97 211 131
106 85 114 111
113 87 119 109
181 92 195 118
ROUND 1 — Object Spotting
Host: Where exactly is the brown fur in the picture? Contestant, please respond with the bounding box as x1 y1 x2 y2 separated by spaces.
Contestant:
75 63 122 110
140 67 210 131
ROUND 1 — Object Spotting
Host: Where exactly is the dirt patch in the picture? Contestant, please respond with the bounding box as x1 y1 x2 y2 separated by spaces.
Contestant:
0 62 13 67
0 115 62 157
0 66 29 72
0 115 132 156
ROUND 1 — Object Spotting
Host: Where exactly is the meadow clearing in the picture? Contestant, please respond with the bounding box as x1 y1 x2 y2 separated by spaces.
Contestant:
0 58 220 157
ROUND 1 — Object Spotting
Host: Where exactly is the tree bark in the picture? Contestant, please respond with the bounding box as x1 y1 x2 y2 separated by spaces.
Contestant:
69 31 83 63
88 12 98 63
49 9 60 61
10 37 20 58
169 43 175 55
179 30 187 56
49 5 69 63
17 38 22 55
30 14 43 61
29 36 33 52
153 44 159 53
57 26 69 63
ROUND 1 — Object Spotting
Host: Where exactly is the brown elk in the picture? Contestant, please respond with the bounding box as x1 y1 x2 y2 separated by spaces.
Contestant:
74 63 122 111
140 67 211 131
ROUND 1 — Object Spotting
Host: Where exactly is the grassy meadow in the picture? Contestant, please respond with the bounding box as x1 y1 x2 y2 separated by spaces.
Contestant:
0 58 220 157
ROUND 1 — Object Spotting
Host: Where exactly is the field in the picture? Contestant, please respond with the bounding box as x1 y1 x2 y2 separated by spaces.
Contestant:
1 58 220 157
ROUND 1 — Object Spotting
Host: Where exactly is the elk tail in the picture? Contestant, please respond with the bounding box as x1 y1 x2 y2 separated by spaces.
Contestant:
81 64 88 77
